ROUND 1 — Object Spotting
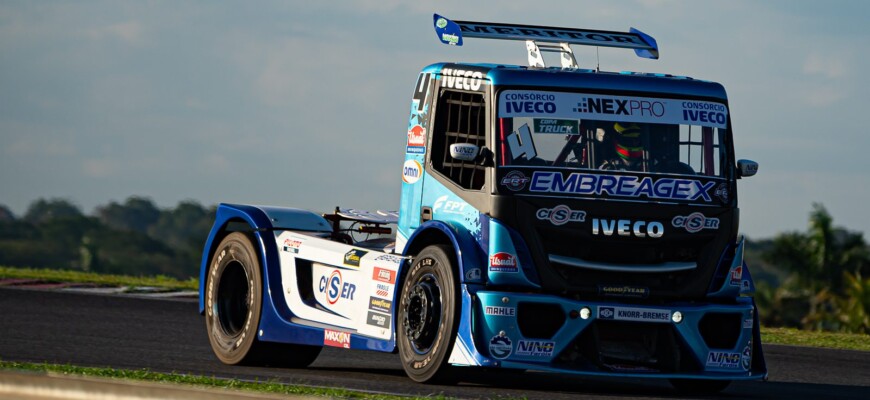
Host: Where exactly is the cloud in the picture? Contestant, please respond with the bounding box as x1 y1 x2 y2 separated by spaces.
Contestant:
803 52 848 79
86 21 145 45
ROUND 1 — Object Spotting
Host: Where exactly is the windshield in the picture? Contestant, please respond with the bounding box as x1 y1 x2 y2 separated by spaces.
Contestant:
497 90 730 178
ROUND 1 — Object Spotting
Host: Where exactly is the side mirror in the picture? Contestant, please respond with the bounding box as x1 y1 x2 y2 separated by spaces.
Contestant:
449 143 479 161
737 159 758 178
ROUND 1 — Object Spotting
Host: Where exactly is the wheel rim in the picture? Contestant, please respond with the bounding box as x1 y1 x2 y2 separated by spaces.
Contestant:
216 260 249 337
403 272 442 353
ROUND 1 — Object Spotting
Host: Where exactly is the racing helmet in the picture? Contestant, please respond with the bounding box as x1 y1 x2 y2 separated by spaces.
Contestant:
613 122 644 161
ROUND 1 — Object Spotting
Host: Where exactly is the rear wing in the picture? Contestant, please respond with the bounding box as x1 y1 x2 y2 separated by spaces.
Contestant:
433 14 659 67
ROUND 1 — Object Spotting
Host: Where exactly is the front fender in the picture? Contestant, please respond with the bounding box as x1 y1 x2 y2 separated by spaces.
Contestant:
197 203 331 313
402 220 486 284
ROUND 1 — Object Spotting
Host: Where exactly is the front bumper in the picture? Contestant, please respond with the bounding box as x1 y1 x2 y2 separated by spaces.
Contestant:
447 285 767 380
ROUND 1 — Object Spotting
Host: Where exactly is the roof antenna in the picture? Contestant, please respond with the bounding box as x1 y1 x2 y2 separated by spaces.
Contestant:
596 47 600 72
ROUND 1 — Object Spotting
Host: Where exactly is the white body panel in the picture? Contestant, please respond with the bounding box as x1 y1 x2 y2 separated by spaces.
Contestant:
274 231 404 340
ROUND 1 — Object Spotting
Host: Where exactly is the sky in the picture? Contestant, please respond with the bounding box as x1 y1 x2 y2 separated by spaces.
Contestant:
1 0 869 239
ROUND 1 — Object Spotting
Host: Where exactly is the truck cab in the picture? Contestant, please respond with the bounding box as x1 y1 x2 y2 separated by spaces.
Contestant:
394 15 765 389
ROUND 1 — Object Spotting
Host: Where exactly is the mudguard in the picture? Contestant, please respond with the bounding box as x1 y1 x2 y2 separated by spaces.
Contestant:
401 220 487 284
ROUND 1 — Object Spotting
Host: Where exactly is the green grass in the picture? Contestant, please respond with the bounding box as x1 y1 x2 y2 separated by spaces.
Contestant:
0 361 450 400
761 326 870 352
0 266 197 291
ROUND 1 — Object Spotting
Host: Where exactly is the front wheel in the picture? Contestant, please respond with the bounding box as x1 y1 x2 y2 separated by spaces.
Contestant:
397 245 459 383
205 232 321 367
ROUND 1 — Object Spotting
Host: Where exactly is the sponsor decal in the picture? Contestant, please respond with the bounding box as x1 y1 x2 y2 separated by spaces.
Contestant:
529 171 716 202
574 96 665 118
741 279 751 293
367 311 391 329
402 159 422 184
484 306 516 317
501 170 530 191
407 125 426 154
441 33 459 45
318 270 356 305
672 212 720 233
598 285 650 298
373 267 396 284
742 344 752 370
436 17 448 29
534 118 579 134
597 306 670 323
505 101 556 114
592 218 664 238
715 182 730 203
408 125 426 147
369 297 393 313
499 91 728 129
464 268 482 281
432 195 467 215
375 283 390 298
536 205 586 226
324 329 351 348
374 254 405 264
282 239 302 253
743 317 754 329
706 351 741 369
441 68 485 91
489 335 512 359
516 340 555 357
730 264 743 286
489 252 517 273
343 249 367 267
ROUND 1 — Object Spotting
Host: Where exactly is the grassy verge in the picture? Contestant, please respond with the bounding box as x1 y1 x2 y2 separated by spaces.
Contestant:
0 266 197 291
0 361 443 400
761 326 869 352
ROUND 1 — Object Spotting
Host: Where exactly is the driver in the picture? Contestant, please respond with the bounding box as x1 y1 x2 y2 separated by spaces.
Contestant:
599 122 645 171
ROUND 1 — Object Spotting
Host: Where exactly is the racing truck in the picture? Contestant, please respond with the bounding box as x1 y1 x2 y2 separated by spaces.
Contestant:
199 14 766 394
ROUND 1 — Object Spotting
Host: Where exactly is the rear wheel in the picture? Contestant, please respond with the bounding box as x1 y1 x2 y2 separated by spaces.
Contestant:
205 232 321 367
669 378 731 395
397 245 459 383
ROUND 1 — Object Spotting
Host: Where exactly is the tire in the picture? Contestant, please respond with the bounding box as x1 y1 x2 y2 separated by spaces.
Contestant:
397 245 460 383
205 232 321 367
669 378 731 395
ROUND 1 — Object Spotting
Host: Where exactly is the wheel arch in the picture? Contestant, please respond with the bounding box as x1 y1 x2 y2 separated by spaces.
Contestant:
198 204 273 314
401 221 484 285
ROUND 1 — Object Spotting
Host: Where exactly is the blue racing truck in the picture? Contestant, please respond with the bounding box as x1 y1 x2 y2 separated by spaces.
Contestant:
199 14 766 394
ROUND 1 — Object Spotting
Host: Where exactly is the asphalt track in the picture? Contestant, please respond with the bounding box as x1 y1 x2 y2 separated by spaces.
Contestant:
0 287 868 400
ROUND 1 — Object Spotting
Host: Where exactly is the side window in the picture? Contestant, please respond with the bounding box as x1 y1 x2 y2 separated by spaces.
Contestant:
430 90 486 190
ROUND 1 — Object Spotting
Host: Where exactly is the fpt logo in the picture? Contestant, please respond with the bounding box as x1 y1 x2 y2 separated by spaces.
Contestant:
402 159 422 184
319 270 356 305
501 170 529 191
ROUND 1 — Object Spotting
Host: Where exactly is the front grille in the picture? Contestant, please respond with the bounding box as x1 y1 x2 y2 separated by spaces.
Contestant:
556 320 701 373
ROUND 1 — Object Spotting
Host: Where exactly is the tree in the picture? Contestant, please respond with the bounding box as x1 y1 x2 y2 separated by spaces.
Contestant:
23 198 82 224
0 204 15 222
762 203 870 332
96 196 160 233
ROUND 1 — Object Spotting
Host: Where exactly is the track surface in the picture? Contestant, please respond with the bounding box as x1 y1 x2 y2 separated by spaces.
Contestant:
1 287 868 399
